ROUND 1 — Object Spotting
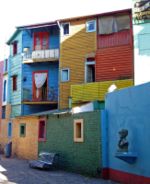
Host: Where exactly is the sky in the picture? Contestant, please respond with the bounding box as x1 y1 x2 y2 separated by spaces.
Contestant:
0 0 132 60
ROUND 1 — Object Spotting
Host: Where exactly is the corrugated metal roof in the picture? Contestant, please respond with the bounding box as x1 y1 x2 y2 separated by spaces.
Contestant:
6 29 21 45
16 109 71 118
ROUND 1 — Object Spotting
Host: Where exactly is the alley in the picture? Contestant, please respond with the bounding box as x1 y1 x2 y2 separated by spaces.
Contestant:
0 156 117 184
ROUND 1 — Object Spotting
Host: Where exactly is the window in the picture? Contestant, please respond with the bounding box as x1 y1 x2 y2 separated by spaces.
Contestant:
13 41 18 55
38 120 46 141
61 69 69 82
33 71 48 101
62 23 70 35
20 124 26 137
12 75 17 91
86 20 96 32
98 15 130 35
8 122 12 137
2 106 6 119
3 80 7 102
4 59 8 73
85 59 95 83
33 32 49 50
74 119 84 142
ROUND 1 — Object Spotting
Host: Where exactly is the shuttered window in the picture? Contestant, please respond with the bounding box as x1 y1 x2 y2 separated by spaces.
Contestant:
13 41 18 55
12 75 17 91
38 120 46 141
34 32 49 50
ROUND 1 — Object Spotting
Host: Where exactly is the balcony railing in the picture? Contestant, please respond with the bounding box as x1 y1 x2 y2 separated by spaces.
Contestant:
71 79 133 105
23 49 59 63
22 87 58 104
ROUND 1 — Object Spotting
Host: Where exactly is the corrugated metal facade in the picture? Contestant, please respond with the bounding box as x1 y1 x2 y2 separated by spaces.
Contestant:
59 19 96 109
96 11 133 82
96 45 133 81
71 79 133 105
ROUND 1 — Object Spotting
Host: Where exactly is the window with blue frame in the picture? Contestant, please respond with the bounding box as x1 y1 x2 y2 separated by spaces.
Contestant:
86 20 96 32
8 122 12 137
3 80 7 102
2 106 6 119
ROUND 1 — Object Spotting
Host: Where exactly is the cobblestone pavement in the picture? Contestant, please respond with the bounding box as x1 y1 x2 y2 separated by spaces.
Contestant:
0 156 118 184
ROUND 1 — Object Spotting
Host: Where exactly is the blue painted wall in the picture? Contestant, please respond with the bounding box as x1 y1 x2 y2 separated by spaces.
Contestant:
22 62 58 115
8 25 59 117
9 31 23 117
105 82 150 178
22 26 59 52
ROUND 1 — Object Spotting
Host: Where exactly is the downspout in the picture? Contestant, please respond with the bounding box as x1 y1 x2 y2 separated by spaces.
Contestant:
56 20 61 110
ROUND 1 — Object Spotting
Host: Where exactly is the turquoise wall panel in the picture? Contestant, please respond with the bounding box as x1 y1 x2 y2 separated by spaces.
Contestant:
105 82 150 179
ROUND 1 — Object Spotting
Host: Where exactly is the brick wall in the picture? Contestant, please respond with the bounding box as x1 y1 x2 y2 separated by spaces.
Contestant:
39 111 101 176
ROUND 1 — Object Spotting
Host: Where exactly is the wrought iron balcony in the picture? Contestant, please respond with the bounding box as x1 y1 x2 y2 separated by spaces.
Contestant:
22 87 58 104
23 49 59 63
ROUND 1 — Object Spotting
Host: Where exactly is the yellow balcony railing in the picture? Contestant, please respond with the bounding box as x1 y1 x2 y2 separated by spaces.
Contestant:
71 79 134 104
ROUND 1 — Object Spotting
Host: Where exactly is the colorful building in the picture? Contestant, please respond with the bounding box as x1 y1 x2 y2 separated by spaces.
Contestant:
0 9 135 175
0 61 4 132
7 22 59 117
11 101 103 176
0 59 11 149
0 22 60 151
133 0 150 85
59 9 134 108
59 15 97 109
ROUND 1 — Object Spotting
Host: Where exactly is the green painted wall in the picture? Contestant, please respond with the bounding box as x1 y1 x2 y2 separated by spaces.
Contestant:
39 111 101 176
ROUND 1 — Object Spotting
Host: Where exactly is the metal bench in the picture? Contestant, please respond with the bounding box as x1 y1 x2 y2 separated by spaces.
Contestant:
29 152 59 170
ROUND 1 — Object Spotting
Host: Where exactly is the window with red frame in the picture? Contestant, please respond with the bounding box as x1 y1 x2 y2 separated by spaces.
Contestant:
12 75 17 91
38 120 46 141
13 41 18 55
34 32 49 50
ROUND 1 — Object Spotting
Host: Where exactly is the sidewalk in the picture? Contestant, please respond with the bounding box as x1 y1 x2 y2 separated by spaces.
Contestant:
0 156 117 184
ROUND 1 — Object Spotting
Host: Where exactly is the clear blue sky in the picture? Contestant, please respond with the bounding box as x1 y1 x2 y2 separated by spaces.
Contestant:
0 0 132 60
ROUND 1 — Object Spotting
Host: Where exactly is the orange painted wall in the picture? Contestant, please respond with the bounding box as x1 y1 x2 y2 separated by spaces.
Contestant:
95 45 133 81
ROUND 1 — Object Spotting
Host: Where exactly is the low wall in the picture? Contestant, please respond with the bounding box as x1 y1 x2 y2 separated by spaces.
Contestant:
105 82 150 184
39 111 101 176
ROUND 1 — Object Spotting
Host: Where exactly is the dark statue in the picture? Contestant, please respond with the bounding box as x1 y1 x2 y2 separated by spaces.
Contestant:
118 129 129 152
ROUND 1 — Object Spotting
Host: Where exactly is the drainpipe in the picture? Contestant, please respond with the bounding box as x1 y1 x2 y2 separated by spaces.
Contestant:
56 20 61 110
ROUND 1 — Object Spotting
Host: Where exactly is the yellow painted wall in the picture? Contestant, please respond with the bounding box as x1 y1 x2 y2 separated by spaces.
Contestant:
71 79 134 105
0 106 39 160
12 117 39 160
0 104 11 151
59 18 97 109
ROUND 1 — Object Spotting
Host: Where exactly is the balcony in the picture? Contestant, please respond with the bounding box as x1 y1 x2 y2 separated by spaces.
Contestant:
23 49 59 63
22 87 58 105
71 79 133 105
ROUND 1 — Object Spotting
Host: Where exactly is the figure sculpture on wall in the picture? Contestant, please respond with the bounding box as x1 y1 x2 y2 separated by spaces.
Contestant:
118 129 129 152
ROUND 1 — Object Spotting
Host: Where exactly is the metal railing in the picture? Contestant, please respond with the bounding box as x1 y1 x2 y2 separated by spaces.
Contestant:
23 49 59 61
22 87 58 102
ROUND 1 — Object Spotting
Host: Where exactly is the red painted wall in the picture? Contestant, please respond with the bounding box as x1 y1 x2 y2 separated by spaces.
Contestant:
96 11 133 82
95 44 133 82
108 168 150 184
